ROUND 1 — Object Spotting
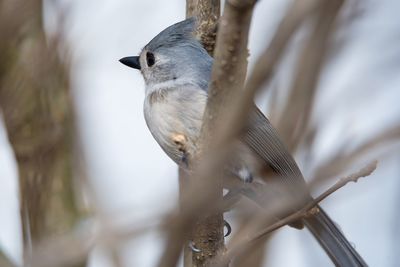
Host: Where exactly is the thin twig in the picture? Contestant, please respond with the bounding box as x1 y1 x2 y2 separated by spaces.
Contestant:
213 160 377 266
252 160 377 240
312 125 400 186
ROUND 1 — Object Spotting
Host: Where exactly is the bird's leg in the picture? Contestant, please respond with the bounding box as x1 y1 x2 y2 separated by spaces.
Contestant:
188 241 201 253
224 220 232 237
189 220 232 253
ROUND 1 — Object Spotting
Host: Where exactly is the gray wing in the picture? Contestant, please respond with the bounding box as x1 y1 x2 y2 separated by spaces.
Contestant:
242 107 308 194
242 108 368 266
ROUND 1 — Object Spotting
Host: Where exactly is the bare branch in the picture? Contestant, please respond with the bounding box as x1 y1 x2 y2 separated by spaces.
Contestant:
215 0 322 145
213 160 377 266
277 0 344 151
160 1 376 267
0 1 84 266
159 1 326 266
200 0 256 142
312 125 400 187
27 233 94 267
0 251 16 267
179 2 222 266
182 1 222 267
26 214 160 267
158 1 256 266
192 0 256 265
252 160 377 241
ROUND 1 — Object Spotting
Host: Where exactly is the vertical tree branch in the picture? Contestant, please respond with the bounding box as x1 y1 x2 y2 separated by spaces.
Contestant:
201 0 255 134
186 0 220 55
161 1 316 266
191 1 256 266
185 1 222 267
0 1 84 266
218 0 322 143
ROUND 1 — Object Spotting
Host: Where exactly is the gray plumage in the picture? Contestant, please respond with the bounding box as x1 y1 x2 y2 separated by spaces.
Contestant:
141 18 212 91
120 18 367 266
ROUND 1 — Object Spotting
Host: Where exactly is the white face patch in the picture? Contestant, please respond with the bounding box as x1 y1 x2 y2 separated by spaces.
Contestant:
140 50 166 82
139 49 150 79
145 78 197 96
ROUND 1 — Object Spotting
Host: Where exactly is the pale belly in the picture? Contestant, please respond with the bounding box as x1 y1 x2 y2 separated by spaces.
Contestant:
143 87 207 164
143 86 262 181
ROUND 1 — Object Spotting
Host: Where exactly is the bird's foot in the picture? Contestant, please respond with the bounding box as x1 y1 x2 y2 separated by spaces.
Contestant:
188 220 232 253
224 220 232 237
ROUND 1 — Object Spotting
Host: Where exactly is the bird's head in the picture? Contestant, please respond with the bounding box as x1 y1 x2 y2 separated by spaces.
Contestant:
120 18 213 92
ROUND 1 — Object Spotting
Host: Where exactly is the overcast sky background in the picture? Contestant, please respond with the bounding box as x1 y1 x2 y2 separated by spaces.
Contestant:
1 0 400 266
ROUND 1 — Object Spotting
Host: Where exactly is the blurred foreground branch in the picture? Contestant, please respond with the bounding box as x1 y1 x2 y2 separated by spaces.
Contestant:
190 0 256 266
161 0 327 266
214 160 377 266
184 1 223 266
312 125 400 186
0 250 16 267
0 1 84 266
252 160 377 240
1 1 396 267
278 0 344 151
160 0 257 266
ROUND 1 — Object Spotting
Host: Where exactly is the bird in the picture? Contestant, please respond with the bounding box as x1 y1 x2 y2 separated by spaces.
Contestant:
119 18 366 267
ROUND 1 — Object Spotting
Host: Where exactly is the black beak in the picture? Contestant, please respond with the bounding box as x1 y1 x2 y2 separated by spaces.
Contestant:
119 56 141 70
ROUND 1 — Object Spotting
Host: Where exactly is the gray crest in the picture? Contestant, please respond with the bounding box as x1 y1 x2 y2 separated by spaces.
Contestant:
145 17 198 51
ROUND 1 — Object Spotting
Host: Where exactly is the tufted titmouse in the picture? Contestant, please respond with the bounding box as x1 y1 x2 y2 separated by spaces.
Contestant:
120 18 366 266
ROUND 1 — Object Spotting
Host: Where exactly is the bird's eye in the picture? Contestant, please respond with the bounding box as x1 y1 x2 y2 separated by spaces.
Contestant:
146 52 155 67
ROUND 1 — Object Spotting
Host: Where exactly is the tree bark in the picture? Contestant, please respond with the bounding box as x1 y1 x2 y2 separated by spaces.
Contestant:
185 1 223 267
187 1 256 266
186 0 220 55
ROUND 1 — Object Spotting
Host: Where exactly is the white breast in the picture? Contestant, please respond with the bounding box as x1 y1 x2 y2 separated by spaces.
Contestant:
143 85 208 164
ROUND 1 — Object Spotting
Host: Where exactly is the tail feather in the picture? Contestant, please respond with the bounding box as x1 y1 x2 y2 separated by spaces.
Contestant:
303 206 367 267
